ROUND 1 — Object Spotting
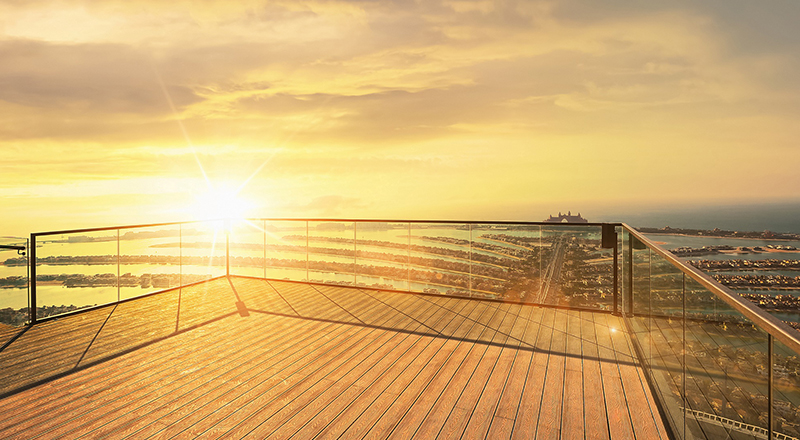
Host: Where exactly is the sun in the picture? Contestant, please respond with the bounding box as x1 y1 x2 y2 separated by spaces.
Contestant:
189 183 254 222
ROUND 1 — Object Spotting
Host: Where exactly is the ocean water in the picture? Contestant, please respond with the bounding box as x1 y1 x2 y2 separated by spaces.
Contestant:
598 201 800 234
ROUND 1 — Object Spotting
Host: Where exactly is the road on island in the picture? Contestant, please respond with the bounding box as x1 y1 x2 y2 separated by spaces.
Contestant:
533 236 566 305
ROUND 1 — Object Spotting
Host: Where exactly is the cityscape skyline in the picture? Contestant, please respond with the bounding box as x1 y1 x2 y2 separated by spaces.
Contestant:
1 1 799 237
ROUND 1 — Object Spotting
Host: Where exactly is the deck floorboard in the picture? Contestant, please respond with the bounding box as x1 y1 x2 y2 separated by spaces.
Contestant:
0 276 668 439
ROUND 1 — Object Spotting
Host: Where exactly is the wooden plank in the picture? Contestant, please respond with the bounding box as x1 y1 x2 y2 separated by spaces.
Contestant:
440 303 524 439
561 310 585 439
257 303 436 439
608 315 657 436
325 299 478 439
0 313 266 436
231 278 298 315
82 313 352 439
415 304 513 439
534 308 568 439
593 313 635 440
510 306 555 440
179 291 415 438
608 314 669 440
484 305 541 439
39 284 382 438
579 310 610 440
383 302 505 439
21 312 333 439
360 301 496 439
0 279 375 433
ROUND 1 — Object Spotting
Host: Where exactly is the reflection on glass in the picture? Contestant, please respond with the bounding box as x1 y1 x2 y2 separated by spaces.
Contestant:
261 220 307 282
181 221 226 283
621 229 630 314
773 339 800 439
684 280 770 439
629 238 651 373
35 230 119 319
407 223 470 297
0 237 28 326
118 225 181 300
471 224 541 302
353 222 412 291
539 224 612 309
647 253 685 438
307 221 356 286
228 220 267 279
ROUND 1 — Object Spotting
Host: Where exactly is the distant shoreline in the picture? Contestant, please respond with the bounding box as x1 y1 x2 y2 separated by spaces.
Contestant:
641 231 800 242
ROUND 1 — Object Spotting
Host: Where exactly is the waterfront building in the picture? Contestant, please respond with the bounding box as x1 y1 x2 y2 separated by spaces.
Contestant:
543 211 589 223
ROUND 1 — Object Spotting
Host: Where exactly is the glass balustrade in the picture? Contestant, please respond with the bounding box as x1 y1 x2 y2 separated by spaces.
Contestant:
623 226 798 440
18 219 799 440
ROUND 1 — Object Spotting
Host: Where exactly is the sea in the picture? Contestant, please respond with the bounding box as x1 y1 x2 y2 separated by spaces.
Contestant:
598 200 800 234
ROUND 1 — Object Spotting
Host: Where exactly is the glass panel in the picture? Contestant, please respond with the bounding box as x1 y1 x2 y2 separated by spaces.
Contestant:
308 221 356 286
35 230 118 319
684 277 770 440
118 225 182 300
773 339 800 439
179 221 226 284
228 220 267 279
407 223 470 297
471 224 541 302
618 226 627 314
629 238 651 371
646 253 685 438
263 220 307 282
0 237 28 326
539 224 613 309
355 221 411 291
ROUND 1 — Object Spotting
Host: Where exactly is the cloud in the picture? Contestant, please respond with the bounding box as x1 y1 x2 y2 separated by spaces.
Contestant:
0 40 201 113
1 0 800 235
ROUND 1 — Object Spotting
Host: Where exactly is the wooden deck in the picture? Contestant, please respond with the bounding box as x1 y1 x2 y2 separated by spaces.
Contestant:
0 276 668 439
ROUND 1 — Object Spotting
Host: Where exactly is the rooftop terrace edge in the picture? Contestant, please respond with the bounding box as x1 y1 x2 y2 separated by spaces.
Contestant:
623 223 800 355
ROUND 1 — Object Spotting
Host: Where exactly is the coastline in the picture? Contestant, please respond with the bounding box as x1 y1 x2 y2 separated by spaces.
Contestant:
643 232 800 242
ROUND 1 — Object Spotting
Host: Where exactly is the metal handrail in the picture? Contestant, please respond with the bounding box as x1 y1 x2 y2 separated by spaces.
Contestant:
30 218 618 237
623 223 800 355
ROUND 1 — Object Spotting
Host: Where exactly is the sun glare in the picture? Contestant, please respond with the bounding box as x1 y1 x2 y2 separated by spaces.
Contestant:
190 184 254 222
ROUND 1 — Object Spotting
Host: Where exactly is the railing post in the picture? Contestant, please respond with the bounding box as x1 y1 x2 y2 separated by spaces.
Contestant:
117 229 120 302
407 222 411 291
353 222 357 286
602 224 619 314
613 239 619 315
769 333 774 439
226 222 230 277
469 224 473 297
628 233 634 315
306 221 309 282
180 224 183 287
262 220 266 279
29 234 36 325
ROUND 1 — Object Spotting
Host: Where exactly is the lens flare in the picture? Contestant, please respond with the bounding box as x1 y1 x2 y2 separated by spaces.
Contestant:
190 184 253 221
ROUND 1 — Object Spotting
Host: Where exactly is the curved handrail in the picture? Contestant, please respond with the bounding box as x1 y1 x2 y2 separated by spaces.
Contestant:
623 223 800 354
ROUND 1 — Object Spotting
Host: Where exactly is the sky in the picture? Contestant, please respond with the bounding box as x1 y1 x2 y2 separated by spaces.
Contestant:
1 0 799 237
